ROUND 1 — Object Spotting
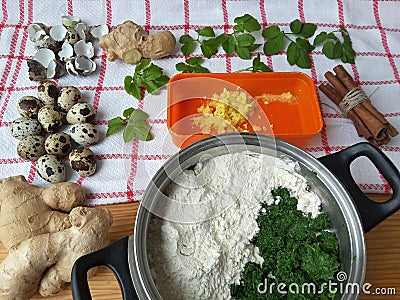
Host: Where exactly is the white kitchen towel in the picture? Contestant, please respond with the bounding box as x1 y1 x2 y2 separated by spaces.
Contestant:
0 0 399 205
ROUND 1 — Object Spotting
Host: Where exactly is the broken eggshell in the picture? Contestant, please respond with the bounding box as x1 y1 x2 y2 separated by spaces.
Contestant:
65 27 79 45
90 25 109 40
35 48 55 68
62 16 81 28
66 56 96 76
34 35 60 53
49 25 67 42
58 42 74 61
74 40 94 58
27 23 48 42
75 23 88 41
27 59 47 81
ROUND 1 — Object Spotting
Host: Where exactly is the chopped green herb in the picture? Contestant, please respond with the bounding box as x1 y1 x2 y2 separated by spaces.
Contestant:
231 187 340 299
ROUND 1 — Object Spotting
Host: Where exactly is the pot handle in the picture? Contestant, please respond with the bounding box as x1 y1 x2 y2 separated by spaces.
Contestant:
318 142 400 232
71 236 138 300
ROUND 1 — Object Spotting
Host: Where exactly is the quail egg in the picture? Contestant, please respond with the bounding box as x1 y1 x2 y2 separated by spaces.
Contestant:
36 154 65 183
17 135 46 161
69 123 99 146
69 147 96 176
37 80 59 106
58 86 82 112
10 117 42 140
45 132 72 156
17 96 42 118
66 102 96 124
37 105 63 133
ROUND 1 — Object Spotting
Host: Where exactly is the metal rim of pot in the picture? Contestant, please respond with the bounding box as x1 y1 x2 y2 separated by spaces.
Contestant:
71 132 400 300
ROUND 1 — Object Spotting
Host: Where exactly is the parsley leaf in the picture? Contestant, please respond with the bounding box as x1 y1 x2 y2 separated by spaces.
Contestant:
106 107 152 142
124 59 170 100
235 54 272 73
175 57 210 73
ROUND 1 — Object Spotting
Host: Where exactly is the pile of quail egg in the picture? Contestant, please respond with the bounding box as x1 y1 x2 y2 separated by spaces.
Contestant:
10 80 99 183
27 16 108 80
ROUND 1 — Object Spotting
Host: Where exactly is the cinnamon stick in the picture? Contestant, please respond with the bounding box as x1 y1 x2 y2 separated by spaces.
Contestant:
319 65 398 145
318 83 373 139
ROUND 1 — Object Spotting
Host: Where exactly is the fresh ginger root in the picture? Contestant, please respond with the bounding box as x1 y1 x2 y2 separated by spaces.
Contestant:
99 20 176 64
0 176 113 299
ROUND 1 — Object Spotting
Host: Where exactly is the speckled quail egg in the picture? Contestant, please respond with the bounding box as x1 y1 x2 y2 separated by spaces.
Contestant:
66 102 96 124
57 86 82 112
17 135 46 161
65 27 79 45
17 96 42 118
37 105 63 133
36 154 65 183
69 123 99 146
44 132 72 156
69 147 96 176
37 80 59 106
10 117 42 140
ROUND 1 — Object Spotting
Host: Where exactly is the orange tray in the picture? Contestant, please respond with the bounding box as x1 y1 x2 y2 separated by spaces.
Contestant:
167 72 323 149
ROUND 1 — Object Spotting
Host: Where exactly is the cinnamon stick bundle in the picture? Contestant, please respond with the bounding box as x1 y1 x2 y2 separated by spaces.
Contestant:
318 65 398 145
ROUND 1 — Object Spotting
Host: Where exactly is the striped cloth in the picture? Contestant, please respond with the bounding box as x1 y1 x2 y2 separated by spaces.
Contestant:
0 0 399 205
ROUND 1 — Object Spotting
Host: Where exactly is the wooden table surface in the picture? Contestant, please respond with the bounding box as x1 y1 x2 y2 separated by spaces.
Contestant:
1 194 399 300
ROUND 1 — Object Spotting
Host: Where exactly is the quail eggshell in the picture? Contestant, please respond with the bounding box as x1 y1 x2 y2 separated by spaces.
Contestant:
17 96 42 118
45 132 72 156
37 154 65 183
69 147 96 176
65 27 79 45
10 117 42 140
37 105 63 133
17 135 46 161
58 86 82 112
69 123 99 146
66 103 96 124
37 80 59 106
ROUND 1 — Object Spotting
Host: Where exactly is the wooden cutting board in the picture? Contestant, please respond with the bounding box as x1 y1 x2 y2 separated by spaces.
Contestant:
0 194 399 300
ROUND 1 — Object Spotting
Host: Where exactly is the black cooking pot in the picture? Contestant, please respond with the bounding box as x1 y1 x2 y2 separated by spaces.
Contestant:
71 133 400 300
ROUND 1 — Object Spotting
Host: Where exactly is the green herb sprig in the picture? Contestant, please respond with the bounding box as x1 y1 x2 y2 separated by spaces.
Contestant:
235 54 273 73
175 57 210 73
124 59 170 100
106 107 152 143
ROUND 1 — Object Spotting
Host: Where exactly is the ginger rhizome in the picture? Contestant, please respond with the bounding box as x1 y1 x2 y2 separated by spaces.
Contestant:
0 175 113 299
99 20 176 64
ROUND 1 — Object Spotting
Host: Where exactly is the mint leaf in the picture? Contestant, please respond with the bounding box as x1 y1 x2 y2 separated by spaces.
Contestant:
175 62 187 72
252 54 272 72
234 14 261 32
296 38 315 52
123 108 135 118
135 59 151 72
236 46 251 59
180 34 196 55
313 32 328 46
322 41 336 59
106 117 126 137
287 42 300 65
196 27 215 37
222 34 236 55
290 19 303 34
296 49 311 68
200 38 219 58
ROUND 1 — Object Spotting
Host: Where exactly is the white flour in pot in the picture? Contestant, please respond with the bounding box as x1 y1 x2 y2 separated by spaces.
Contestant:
147 152 322 300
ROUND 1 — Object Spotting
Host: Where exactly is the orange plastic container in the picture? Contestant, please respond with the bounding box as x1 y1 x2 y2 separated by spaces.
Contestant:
167 72 323 149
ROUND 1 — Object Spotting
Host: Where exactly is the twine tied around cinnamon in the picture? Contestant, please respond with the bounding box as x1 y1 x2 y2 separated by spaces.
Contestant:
339 87 370 115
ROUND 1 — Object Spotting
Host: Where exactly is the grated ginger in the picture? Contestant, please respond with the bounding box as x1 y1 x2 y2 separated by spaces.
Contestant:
255 92 297 104
193 88 256 134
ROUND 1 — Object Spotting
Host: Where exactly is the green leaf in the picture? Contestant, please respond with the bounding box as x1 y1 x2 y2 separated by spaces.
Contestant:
286 42 300 66
290 19 303 34
142 80 159 94
195 26 215 37
153 74 170 87
300 23 317 37
192 65 210 73
179 34 194 44
247 43 261 52
222 34 236 55
327 32 337 40
296 38 315 52
322 41 336 59
123 122 152 142
313 32 328 46
106 117 126 137
216 33 228 43
263 35 284 56
236 33 256 47
296 49 311 68
129 108 149 123
123 108 135 118
234 14 261 32
236 45 251 59
262 26 282 39
175 62 187 72
143 64 163 81
200 38 219 58
252 54 272 72
180 35 196 55
126 80 141 100
135 58 151 73
186 57 203 66
233 24 245 33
